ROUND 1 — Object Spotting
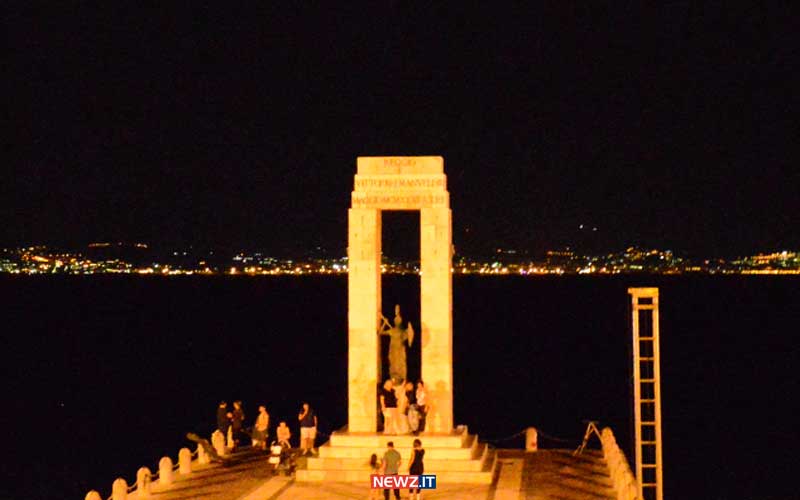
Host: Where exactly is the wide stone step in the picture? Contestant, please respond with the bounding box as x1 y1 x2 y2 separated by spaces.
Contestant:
329 431 468 449
306 455 486 472
317 443 478 460
295 468 494 484
304 430 493 484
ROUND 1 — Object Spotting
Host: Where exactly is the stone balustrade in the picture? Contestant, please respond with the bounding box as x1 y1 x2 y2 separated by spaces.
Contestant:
600 427 640 500
84 443 202 499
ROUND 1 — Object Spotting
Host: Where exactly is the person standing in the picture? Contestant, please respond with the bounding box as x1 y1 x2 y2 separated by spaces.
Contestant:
298 402 317 456
252 405 270 450
231 401 245 450
226 410 234 449
381 441 402 500
404 381 418 433
380 380 399 435
395 382 409 434
369 453 382 500
416 381 428 433
216 401 230 436
408 439 425 500
405 381 417 408
231 401 244 451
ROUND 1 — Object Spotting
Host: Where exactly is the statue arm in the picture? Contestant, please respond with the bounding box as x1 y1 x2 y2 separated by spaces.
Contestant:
407 322 414 346
378 315 391 334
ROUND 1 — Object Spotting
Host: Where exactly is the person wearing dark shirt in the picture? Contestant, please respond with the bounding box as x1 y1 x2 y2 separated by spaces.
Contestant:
405 381 420 433
380 380 399 435
298 402 318 456
216 401 230 435
408 439 425 499
231 400 245 450
416 381 428 433
405 381 417 407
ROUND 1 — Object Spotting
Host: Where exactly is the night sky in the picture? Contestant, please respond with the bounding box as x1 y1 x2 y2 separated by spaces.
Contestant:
5 4 798 257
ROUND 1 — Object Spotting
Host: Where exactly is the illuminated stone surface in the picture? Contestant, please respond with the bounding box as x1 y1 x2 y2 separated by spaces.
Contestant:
119 448 617 499
197 443 210 465
295 157 485 484
126 450 278 500
348 156 453 433
158 457 173 486
270 481 493 499
525 427 538 452
135 467 151 497
212 429 226 456
347 206 382 433
111 478 128 500
520 449 616 500
178 448 192 474
297 427 495 483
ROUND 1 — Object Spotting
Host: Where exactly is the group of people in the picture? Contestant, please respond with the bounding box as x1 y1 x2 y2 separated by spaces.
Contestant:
379 379 427 435
370 439 425 500
215 400 316 455
216 400 247 450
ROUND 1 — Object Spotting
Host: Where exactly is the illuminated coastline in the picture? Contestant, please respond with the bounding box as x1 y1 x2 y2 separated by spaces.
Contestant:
2 245 798 276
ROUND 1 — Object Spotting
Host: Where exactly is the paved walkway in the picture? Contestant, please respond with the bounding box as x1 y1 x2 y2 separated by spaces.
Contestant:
272 481 493 499
125 447 616 500
521 449 616 500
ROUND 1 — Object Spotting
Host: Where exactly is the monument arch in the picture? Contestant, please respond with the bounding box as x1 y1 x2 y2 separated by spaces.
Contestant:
347 156 453 433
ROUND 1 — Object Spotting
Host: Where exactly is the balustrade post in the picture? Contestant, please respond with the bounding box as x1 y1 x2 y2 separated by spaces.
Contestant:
136 467 152 497
212 430 226 456
158 457 173 485
178 447 192 474
197 443 210 465
525 427 538 452
111 478 127 500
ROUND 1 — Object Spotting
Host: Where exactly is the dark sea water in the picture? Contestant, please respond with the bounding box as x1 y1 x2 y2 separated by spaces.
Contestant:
3 275 798 500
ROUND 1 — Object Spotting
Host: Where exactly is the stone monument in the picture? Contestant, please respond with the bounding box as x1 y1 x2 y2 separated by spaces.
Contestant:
298 157 493 484
379 304 414 383
347 156 453 433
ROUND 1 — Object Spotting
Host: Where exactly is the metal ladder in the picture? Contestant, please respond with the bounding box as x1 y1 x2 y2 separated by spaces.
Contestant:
628 287 663 500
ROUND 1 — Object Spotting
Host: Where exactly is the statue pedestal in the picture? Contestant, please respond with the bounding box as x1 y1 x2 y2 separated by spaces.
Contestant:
295 427 496 484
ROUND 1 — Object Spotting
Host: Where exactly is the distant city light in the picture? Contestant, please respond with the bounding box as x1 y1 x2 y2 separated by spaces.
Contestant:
1 246 798 276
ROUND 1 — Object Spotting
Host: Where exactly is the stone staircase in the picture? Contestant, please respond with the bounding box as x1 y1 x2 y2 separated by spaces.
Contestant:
296 427 496 484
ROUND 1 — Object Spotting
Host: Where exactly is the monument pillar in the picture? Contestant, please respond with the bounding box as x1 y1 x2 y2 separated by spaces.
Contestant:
420 206 453 432
347 208 382 432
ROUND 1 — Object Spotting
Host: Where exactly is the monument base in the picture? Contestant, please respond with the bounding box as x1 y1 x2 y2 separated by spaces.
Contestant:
295 426 496 484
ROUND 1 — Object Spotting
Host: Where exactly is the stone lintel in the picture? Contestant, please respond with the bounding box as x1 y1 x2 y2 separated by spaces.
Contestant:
351 191 450 210
357 156 443 175
353 173 447 192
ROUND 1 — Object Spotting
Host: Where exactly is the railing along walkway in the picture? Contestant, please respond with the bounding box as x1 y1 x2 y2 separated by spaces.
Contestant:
126 449 281 500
